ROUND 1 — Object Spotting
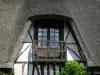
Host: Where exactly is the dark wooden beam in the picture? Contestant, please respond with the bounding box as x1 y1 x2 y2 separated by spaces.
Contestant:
59 64 61 72
47 64 50 75
53 64 56 75
40 64 44 75
32 64 35 75
28 30 33 42
36 64 40 75
67 47 81 60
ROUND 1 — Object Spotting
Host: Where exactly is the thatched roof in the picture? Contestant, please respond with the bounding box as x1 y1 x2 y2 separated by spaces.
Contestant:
0 0 100 68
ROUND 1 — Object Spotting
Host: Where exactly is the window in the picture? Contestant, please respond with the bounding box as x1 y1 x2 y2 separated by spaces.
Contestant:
34 19 64 48
38 28 59 46
38 28 47 46
50 28 59 46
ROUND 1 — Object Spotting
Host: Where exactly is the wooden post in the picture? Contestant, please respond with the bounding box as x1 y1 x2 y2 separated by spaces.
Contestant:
47 64 50 75
40 64 44 75
36 63 40 75
59 64 61 72
53 63 56 75
32 63 35 75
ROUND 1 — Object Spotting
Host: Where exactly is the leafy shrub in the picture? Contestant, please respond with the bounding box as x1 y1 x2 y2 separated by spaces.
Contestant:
57 61 89 75
0 68 14 75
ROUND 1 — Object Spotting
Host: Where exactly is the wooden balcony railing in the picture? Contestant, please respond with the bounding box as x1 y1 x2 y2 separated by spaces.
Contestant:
33 40 67 62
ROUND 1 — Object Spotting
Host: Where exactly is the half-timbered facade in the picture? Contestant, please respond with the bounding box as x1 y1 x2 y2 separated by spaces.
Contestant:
14 16 87 75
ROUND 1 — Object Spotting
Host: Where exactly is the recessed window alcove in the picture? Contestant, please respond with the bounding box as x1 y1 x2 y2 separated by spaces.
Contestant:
14 15 87 75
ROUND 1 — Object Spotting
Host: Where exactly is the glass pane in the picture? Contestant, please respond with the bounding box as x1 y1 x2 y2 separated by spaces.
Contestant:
38 32 42 36
50 42 55 46
50 32 54 36
50 36 55 41
55 33 59 36
50 28 54 32
55 42 57 46
42 42 47 46
43 32 47 36
38 28 42 31
38 42 42 46
55 37 59 41
38 37 42 41
55 29 59 32
43 29 47 32
43 37 47 41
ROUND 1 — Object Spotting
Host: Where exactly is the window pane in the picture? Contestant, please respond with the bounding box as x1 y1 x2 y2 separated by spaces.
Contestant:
55 37 59 41
43 37 47 40
50 28 54 32
55 29 59 32
38 37 42 41
38 42 42 46
42 42 47 46
50 42 55 46
50 33 54 36
38 28 42 31
55 33 59 36
55 42 57 46
43 29 47 32
50 36 55 41
38 32 42 36
43 32 47 36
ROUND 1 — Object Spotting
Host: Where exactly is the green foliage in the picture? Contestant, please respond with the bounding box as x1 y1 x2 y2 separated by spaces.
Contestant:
0 71 8 75
0 68 14 75
57 61 89 75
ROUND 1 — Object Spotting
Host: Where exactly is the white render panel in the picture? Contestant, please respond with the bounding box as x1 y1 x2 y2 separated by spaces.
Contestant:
14 64 28 75
14 64 22 75
67 44 80 57
17 43 32 62
67 32 76 43
67 48 80 60
64 24 80 61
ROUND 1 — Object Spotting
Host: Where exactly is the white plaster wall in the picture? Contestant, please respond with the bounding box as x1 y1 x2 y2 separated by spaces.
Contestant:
14 64 22 75
64 23 80 61
17 43 32 61
14 64 28 75
14 43 32 75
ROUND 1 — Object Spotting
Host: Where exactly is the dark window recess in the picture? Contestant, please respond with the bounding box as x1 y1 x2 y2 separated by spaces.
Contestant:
34 19 64 47
33 19 66 61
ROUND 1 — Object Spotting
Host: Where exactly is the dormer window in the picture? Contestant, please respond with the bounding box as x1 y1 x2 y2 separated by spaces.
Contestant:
38 28 59 46
15 16 87 75
34 19 64 49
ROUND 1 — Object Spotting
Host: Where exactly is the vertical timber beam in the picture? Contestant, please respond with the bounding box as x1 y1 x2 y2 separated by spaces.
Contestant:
59 64 61 72
47 64 50 75
32 63 35 75
36 64 40 75
40 64 44 75
53 63 56 75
